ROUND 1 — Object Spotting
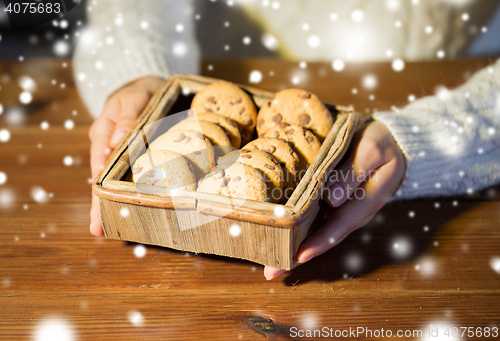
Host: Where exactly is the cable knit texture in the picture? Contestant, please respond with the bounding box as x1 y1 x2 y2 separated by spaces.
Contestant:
374 59 500 199
73 0 200 118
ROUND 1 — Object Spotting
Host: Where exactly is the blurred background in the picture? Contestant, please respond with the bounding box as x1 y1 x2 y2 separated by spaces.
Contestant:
1 0 499 61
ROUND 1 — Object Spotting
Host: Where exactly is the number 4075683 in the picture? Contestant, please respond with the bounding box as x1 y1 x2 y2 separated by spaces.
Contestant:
5 2 61 14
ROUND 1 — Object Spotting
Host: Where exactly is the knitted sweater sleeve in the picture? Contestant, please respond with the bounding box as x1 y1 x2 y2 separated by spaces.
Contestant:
73 0 200 118
373 58 500 200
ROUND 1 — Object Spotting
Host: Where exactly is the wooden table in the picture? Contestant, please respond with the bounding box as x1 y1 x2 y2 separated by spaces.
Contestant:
1 58 499 340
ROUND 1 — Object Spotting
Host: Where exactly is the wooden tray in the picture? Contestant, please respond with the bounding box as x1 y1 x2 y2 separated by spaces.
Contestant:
93 74 357 270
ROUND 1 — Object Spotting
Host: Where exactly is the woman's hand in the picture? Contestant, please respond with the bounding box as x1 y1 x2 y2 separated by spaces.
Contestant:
264 120 406 280
88 76 164 236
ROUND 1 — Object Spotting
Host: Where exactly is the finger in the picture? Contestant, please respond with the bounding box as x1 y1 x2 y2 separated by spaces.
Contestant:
109 91 151 148
89 116 115 179
89 116 114 236
297 159 403 264
90 193 105 236
264 266 287 280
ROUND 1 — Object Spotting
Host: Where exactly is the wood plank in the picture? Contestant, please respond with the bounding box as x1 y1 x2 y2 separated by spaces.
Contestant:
1 58 499 340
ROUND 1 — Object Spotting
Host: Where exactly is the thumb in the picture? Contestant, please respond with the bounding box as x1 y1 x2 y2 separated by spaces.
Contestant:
109 91 152 148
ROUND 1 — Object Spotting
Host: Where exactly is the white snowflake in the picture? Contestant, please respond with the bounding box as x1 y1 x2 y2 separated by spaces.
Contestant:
351 9 364 23
329 13 338 21
490 256 500 274
54 40 70 56
345 253 363 272
173 42 187 57
0 129 10 142
64 120 74 130
249 70 263 83
242 36 251 45
120 207 130 217
0 172 6 185
34 318 75 341
31 186 49 204
128 310 144 327
273 206 285 217
307 35 320 48
18 75 37 91
362 75 377 89
300 313 318 329
229 224 241 237
392 58 405 72
134 245 147 258
261 33 278 51
175 23 184 32
63 156 74 166
392 237 412 258
435 86 450 100
415 257 436 277
19 91 32 105
386 0 400 11
332 59 345 72
115 16 124 26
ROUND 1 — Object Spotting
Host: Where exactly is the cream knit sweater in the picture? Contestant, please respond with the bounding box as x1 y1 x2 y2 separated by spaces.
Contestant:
74 0 500 200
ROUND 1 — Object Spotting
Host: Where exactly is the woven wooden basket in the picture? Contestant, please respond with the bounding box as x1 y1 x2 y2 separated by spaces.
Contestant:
93 74 357 270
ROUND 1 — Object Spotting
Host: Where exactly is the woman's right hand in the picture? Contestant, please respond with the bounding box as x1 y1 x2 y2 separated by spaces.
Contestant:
88 76 164 236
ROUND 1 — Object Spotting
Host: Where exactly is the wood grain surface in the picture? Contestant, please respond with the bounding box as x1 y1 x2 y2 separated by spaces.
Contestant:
0 58 499 340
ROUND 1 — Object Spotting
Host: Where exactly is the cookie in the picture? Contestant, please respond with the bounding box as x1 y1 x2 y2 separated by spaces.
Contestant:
217 149 284 203
148 129 215 178
185 111 241 148
242 137 300 191
261 124 321 174
169 119 233 157
191 81 257 145
196 162 268 202
132 150 196 191
256 88 333 141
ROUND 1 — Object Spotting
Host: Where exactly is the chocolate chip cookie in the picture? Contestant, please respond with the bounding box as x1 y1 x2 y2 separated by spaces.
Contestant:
191 81 257 145
256 88 333 141
196 162 269 202
217 149 284 203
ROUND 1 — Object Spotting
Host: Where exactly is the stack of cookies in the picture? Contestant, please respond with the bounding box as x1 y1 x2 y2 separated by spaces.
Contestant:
132 81 334 203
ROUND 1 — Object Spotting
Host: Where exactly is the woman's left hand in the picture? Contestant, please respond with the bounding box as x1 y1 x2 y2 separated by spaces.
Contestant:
264 120 406 280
